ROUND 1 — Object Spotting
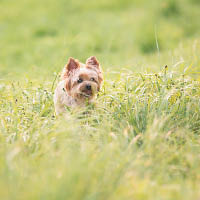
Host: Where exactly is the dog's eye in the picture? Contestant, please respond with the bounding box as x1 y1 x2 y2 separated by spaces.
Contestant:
90 78 95 82
77 78 83 83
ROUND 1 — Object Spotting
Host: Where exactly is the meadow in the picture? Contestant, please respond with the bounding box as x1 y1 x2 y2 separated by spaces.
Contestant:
0 0 200 199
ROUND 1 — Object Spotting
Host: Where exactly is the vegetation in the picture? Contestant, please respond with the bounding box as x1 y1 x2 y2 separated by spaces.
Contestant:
0 0 200 199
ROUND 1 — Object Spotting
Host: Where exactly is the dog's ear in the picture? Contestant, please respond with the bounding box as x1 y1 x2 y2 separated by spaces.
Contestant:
86 56 100 69
66 57 80 73
61 57 80 79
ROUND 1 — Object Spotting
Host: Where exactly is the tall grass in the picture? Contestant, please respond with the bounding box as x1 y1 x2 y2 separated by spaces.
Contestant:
0 65 200 199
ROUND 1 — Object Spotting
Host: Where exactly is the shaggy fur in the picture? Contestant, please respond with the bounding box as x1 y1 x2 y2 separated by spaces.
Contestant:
54 56 103 115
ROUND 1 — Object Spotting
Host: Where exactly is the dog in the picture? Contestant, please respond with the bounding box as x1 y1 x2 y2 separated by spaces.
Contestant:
54 56 103 115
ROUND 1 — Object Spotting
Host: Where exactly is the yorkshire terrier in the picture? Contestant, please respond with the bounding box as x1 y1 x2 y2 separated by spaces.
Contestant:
54 56 103 115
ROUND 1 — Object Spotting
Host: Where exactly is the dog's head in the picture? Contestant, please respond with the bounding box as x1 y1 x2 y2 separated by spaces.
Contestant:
62 56 103 103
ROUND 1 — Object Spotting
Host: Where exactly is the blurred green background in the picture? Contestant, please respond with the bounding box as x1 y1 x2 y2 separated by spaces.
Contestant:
0 0 200 80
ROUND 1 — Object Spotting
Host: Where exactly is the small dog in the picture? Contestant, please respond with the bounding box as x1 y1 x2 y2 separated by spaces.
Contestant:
54 56 103 115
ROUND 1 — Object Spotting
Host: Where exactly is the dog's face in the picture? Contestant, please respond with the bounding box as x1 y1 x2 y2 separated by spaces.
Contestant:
62 56 103 103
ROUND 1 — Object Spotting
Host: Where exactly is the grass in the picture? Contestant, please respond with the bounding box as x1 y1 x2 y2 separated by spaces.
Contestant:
0 0 200 199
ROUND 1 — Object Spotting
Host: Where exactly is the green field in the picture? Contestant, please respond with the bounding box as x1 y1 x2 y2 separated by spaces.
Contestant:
0 0 200 199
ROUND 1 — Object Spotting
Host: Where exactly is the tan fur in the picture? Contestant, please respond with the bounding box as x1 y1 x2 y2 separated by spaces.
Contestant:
54 56 103 115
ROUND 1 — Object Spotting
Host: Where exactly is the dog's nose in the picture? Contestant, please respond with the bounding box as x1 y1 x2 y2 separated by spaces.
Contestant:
86 84 91 90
